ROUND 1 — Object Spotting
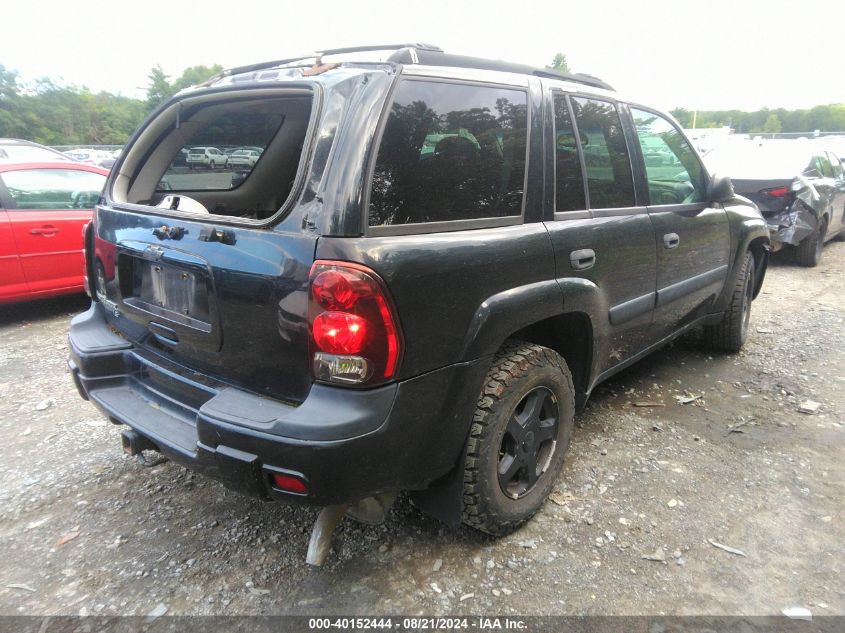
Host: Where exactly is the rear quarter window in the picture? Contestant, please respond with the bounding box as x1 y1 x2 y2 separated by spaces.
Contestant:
369 80 529 226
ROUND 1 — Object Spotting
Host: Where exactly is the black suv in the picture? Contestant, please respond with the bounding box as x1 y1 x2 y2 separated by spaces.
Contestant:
68 44 769 545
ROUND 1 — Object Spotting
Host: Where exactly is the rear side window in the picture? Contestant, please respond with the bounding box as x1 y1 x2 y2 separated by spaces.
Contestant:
553 94 586 212
0 169 106 209
630 107 706 205
571 97 635 209
369 80 528 226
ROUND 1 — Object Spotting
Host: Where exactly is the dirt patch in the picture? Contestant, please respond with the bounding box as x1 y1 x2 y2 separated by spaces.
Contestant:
1 244 843 616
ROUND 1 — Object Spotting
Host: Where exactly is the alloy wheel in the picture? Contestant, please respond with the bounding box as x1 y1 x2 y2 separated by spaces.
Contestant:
498 387 560 499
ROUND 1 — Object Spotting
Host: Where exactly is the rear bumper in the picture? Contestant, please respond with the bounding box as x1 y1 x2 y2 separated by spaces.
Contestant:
765 206 818 247
68 303 488 505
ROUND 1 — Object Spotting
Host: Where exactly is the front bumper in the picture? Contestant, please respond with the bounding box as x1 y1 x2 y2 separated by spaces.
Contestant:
68 304 488 505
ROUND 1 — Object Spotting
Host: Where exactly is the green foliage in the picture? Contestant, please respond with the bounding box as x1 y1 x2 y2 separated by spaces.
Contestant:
762 113 782 134
146 65 175 109
0 65 19 101
671 104 845 133
548 53 571 73
172 65 223 92
0 63 223 146
0 64 148 144
146 64 223 110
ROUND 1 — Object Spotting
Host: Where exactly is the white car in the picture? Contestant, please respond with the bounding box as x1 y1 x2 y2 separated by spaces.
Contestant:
186 147 227 169
227 149 262 168
63 148 113 167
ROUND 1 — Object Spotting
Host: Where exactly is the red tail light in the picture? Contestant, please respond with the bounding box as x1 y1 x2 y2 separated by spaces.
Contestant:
308 260 403 386
761 186 790 198
312 312 368 354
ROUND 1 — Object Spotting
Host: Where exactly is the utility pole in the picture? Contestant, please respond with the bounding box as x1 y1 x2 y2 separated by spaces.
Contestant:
691 110 697 128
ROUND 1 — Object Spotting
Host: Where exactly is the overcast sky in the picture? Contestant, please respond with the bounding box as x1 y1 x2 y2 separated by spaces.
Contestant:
3 0 843 112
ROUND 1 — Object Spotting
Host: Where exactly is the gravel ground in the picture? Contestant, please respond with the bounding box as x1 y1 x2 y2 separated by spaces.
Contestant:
1 242 843 617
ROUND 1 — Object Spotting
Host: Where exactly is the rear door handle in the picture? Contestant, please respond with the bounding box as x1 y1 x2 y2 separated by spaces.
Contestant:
570 248 596 270
663 233 680 249
30 225 59 236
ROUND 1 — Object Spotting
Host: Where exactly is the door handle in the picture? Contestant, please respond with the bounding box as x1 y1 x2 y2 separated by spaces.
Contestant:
30 226 60 236
570 248 596 271
663 233 680 249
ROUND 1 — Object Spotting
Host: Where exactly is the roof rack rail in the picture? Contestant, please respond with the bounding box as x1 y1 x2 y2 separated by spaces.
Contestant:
203 44 444 84
388 49 614 91
203 44 613 92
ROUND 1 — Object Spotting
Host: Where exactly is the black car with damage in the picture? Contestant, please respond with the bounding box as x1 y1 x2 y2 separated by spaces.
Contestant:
705 141 845 266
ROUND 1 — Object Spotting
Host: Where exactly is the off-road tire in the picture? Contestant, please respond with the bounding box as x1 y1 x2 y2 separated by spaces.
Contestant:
704 251 754 353
462 341 575 536
795 217 826 267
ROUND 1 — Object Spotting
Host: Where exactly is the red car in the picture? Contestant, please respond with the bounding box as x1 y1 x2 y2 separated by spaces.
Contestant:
0 162 108 303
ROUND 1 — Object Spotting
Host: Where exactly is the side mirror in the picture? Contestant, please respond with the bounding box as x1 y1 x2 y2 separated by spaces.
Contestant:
707 174 735 204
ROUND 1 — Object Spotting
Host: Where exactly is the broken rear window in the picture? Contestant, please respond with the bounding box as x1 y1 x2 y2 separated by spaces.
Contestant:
113 92 312 221
160 111 284 192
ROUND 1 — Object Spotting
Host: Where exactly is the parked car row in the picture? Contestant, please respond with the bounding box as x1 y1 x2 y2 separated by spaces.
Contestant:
62 147 120 170
184 145 264 169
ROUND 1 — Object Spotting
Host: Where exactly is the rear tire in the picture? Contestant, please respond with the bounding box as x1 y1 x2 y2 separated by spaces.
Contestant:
462 341 575 536
795 217 826 267
704 251 754 353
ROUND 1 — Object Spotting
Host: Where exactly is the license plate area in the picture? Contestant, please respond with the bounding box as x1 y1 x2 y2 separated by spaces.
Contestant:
124 258 212 333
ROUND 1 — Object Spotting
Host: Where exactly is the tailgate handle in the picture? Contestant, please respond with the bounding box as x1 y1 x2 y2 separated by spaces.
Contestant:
570 248 596 271
152 225 187 240
199 227 236 245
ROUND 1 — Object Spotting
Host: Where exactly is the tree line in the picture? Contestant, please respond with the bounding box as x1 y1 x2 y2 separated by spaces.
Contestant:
669 105 845 134
0 64 221 146
2 57 844 146
546 53 845 136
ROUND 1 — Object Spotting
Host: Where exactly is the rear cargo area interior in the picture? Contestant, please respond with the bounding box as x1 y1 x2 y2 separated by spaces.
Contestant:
111 90 313 220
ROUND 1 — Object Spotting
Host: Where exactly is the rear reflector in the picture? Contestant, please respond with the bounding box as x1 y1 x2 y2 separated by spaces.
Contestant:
82 221 93 298
271 473 308 495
